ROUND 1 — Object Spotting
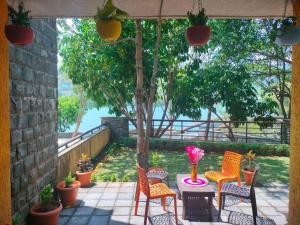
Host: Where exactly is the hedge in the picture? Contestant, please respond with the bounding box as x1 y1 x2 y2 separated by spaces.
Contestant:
118 137 290 156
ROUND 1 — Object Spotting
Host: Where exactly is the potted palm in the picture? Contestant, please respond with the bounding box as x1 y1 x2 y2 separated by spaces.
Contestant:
186 8 211 46
30 184 62 225
94 0 128 41
274 17 300 46
5 1 34 46
57 172 81 208
76 154 94 187
242 150 257 185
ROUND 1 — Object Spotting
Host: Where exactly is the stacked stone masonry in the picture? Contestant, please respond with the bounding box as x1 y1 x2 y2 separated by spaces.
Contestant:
9 19 58 221
101 117 129 139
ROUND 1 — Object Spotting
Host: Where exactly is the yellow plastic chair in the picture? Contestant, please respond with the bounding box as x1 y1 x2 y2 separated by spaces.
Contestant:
204 151 242 206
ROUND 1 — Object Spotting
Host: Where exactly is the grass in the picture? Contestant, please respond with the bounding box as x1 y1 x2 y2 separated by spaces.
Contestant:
92 147 289 185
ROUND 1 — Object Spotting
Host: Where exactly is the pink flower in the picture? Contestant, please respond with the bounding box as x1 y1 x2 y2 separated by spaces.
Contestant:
185 146 205 164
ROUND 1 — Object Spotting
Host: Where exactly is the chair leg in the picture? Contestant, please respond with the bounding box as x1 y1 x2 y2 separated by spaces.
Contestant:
251 193 258 225
217 181 223 208
173 196 178 225
161 197 166 211
218 193 223 221
134 181 140 216
237 177 243 202
222 195 226 210
144 197 150 225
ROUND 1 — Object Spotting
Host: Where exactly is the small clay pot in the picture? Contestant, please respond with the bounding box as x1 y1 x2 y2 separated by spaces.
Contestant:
243 168 254 185
76 170 94 187
186 24 211 46
5 24 34 46
30 202 62 225
57 180 81 208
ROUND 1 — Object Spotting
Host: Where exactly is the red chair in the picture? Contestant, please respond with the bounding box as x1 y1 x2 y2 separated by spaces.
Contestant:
134 166 178 225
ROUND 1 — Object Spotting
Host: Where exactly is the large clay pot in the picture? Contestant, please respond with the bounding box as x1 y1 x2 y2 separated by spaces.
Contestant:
96 19 122 41
243 168 254 185
5 24 34 46
186 24 211 46
76 170 94 187
30 202 62 225
57 180 81 208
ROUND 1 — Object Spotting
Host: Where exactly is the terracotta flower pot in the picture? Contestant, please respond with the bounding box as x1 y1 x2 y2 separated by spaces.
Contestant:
5 24 34 46
57 180 81 208
186 24 211 46
30 202 62 225
96 19 122 41
76 170 94 187
243 168 254 185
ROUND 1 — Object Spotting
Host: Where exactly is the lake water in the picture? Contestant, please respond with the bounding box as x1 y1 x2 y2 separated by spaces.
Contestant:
67 107 219 132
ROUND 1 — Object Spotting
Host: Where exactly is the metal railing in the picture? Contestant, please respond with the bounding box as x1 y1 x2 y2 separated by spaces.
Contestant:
129 119 290 144
58 125 107 151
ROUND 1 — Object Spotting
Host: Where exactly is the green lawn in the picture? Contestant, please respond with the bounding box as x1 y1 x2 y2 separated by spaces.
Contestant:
93 147 289 186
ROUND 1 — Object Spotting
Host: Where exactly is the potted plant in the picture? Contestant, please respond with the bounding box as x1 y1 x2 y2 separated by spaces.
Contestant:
30 184 62 225
57 172 81 208
186 8 211 46
94 0 128 41
242 150 257 185
5 1 34 46
273 17 300 46
76 154 94 187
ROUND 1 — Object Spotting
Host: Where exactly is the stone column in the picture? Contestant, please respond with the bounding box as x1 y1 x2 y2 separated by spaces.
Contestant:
289 0 300 223
101 117 129 139
0 0 12 224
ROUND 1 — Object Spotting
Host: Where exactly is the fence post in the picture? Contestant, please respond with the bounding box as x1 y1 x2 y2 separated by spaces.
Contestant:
212 122 214 142
246 123 248 143
181 121 183 140
280 122 283 144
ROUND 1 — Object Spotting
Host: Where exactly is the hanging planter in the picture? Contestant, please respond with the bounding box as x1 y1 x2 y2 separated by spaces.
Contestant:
273 17 300 46
94 0 128 42
186 8 211 46
5 1 34 46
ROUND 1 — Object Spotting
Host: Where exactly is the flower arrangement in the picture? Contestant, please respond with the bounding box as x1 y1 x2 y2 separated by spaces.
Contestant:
243 150 256 171
185 146 205 165
77 154 93 173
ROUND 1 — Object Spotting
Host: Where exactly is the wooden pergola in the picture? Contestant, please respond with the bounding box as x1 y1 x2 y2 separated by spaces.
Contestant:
0 0 299 224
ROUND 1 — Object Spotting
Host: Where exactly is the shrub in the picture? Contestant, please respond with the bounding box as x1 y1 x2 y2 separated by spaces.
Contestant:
122 174 129 182
150 151 161 167
110 173 118 182
118 137 289 156
64 172 75 187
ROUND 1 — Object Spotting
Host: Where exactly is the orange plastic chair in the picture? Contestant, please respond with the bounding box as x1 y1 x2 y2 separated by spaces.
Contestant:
134 166 178 225
204 151 242 207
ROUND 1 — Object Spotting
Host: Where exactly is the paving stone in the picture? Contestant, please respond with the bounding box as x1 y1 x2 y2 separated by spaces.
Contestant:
266 199 287 207
267 214 287 225
89 187 105 193
109 216 129 225
258 206 279 216
84 193 102 200
94 206 114 216
104 188 120 193
129 216 145 225
95 182 108 188
119 187 135 193
107 182 121 188
67 216 90 225
81 199 98 207
118 193 134 200
112 207 131 216
115 200 133 207
88 216 110 225
121 182 136 188
102 192 118 200
98 199 116 207
74 206 95 216
58 216 70 225
61 207 77 216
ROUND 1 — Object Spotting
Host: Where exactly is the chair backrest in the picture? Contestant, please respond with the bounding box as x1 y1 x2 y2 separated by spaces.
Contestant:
221 151 242 177
137 152 149 171
137 166 150 196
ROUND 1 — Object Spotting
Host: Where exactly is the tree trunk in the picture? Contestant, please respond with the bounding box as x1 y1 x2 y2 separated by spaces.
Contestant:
135 19 146 154
204 109 212 141
72 88 86 137
213 111 236 142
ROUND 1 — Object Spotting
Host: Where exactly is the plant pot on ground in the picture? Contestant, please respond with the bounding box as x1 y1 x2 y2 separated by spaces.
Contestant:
5 1 34 46
30 184 62 225
94 0 128 41
57 172 81 208
242 150 257 185
186 8 211 46
76 154 94 187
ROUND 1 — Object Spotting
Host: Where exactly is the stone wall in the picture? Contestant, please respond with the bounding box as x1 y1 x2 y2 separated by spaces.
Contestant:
101 117 129 139
9 19 58 221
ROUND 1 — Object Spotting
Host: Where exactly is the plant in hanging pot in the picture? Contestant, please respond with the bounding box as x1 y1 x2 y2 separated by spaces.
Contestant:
76 154 94 187
5 1 34 46
94 0 128 42
242 150 257 185
57 172 81 208
273 16 300 46
186 8 211 46
30 184 62 225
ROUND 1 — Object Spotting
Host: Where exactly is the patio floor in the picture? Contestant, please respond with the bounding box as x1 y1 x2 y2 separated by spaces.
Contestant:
58 182 288 225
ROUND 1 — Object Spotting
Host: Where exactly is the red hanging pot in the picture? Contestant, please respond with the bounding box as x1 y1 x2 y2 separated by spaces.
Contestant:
186 24 211 46
5 24 34 46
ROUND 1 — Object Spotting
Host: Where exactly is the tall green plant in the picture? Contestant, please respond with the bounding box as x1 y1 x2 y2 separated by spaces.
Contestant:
8 1 31 26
